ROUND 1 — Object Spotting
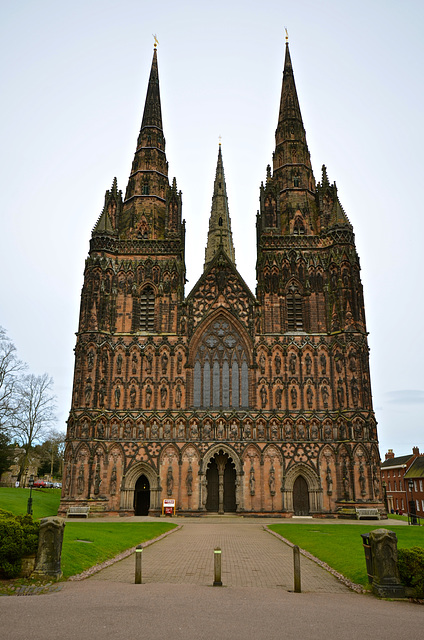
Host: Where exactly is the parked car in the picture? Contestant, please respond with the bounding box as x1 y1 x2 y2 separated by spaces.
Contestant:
53 482 62 489
33 480 47 488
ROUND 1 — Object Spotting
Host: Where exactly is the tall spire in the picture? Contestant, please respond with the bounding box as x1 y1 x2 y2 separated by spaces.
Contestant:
204 144 236 270
141 47 163 130
119 46 181 241
273 41 315 194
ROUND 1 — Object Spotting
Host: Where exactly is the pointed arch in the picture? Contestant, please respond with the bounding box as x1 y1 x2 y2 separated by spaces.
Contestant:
282 462 323 514
120 461 160 512
189 311 252 409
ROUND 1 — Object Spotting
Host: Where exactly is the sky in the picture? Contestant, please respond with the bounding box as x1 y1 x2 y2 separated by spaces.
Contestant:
1 0 423 458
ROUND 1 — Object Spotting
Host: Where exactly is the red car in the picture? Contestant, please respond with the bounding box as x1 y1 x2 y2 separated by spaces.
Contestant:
33 480 47 488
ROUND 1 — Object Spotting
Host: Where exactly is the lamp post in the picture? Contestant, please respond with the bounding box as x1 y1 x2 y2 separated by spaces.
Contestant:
408 478 417 525
27 474 34 516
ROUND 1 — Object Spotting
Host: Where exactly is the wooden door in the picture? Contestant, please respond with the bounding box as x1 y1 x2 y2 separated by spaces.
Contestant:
293 476 309 515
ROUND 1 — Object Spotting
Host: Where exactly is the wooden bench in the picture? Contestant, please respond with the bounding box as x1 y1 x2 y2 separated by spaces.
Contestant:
67 506 90 518
356 508 380 520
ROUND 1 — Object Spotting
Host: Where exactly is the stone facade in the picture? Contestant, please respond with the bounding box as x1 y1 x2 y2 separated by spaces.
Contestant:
59 42 383 518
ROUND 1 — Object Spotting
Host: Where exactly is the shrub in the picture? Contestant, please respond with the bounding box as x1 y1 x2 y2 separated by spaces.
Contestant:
0 509 40 578
398 547 424 594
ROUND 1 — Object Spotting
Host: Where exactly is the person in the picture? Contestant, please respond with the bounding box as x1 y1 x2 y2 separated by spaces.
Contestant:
15 480 20 488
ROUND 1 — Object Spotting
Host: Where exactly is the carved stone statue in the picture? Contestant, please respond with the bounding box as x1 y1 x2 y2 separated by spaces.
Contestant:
167 466 174 496
320 353 327 375
145 352 153 374
260 385 267 408
161 351 168 374
175 384 182 408
305 353 312 375
87 350 94 371
77 465 84 495
132 353 138 375
84 378 92 405
321 384 329 407
268 467 276 496
326 462 333 495
110 465 117 495
274 353 281 375
290 386 297 408
186 464 193 496
145 385 152 408
114 385 121 407
160 384 167 408
130 385 136 408
116 353 123 375
306 385 313 408
337 379 344 407
289 353 297 375
177 352 183 374
275 387 282 409
250 467 255 496
93 463 101 495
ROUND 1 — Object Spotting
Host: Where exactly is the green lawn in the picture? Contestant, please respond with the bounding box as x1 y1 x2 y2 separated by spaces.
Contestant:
0 487 61 519
269 523 424 587
62 522 176 578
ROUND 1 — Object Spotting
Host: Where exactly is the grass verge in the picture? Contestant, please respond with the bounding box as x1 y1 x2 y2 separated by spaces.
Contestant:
0 487 61 520
61 522 176 579
268 523 424 587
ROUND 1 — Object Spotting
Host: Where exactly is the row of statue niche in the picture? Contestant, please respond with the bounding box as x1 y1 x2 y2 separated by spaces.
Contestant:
71 461 118 498
166 463 194 497
83 379 183 409
258 351 327 376
86 349 184 376
248 465 276 497
259 378 362 410
74 418 366 443
258 350 361 378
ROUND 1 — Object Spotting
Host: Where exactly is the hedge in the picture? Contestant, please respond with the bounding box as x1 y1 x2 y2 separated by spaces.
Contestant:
0 508 40 578
398 546 424 595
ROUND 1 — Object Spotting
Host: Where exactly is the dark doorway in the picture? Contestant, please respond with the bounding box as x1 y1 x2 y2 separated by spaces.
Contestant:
223 462 236 512
293 475 310 516
206 459 219 511
206 453 236 513
134 474 150 515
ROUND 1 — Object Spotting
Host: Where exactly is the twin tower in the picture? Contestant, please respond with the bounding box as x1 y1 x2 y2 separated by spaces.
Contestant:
59 42 383 518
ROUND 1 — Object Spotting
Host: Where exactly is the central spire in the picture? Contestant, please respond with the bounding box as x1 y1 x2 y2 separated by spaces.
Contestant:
273 41 315 194
204 144 236 270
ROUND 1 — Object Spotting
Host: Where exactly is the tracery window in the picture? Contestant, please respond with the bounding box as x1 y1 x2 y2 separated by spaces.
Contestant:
193 318 249 409
140 286 155 331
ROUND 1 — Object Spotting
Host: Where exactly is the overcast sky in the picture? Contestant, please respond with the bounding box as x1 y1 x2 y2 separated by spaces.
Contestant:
1 0 423 458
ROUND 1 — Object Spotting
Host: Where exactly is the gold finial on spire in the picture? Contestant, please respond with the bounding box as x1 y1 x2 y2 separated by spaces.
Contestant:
153 34 159 49
219 135 222 146
285 27 289 43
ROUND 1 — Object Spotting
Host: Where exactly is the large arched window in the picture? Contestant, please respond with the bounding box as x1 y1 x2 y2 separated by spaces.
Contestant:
193 318 249 409
139 286 155 332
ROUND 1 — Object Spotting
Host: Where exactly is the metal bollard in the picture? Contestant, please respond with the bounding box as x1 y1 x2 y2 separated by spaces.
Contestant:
135 544 143 584
293 545 301 593
213 547 222 586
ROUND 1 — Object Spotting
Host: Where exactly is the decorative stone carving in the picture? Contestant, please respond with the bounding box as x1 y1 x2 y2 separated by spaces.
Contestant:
370 529 405 598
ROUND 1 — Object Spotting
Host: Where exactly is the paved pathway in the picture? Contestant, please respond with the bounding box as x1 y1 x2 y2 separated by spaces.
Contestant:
89 520 350 592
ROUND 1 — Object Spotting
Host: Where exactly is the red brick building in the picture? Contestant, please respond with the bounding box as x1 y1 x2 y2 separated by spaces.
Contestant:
381 447 424 517
59 41 383 517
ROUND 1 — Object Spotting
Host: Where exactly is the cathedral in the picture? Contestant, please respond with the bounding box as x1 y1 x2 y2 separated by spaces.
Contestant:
59 40 384 518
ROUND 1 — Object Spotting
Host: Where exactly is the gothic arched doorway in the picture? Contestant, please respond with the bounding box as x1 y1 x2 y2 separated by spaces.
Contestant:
293 475 309 515
206 452 236 513
134 474 150 515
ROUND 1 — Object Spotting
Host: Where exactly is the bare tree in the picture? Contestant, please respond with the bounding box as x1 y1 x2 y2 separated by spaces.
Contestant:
10 373 57 481
0 326 25 431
